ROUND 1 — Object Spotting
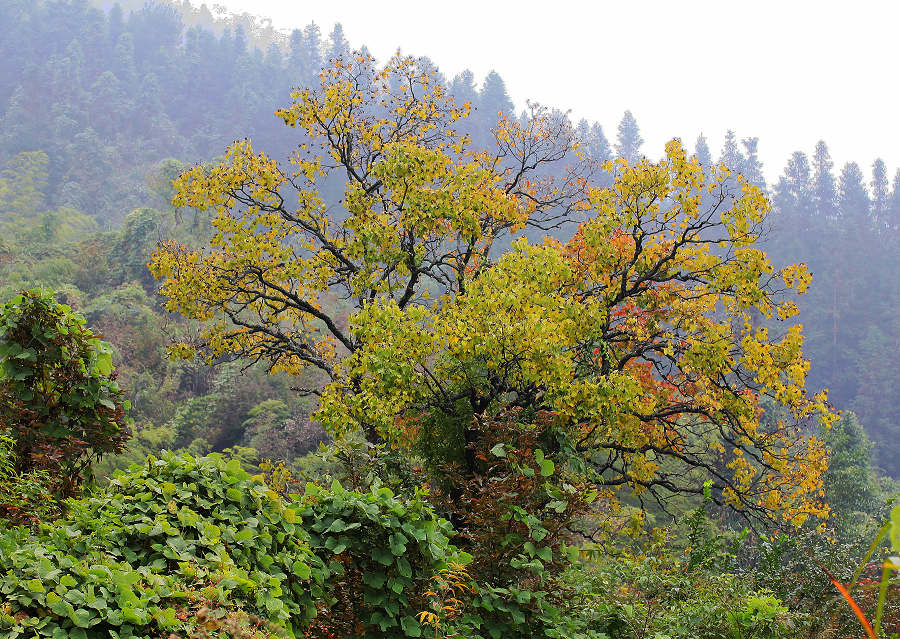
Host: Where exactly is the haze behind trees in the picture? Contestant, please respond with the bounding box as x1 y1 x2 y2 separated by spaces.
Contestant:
1 0 896 475
0 2 898 637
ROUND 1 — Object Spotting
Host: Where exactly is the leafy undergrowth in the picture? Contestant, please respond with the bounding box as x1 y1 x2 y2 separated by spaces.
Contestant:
1 450 894 639
0 453 463 638
570 554 811 639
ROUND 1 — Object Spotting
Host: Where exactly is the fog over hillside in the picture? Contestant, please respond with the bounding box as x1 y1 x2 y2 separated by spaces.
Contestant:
0 3 896 637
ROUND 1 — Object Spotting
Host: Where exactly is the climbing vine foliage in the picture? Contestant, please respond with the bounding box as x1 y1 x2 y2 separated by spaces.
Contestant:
152 54 835 526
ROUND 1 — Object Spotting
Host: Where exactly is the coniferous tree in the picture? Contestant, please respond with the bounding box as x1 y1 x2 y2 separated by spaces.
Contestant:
112 32 138 91
693 134 720 212
694 134 713 169
87 71 129 138
59 41 87 98
471 70 513 150
451 69 478 106
584 122 613 188
107 3 125 53
588 123 612 164
287 26 323 82
888 169 900 229
0 86 37 153
838 162 871 222
327 23 350 60
870 158 889 226
852 322 900 477
741 137 766 189
232 24 248 58
812 140 837 219
479 70 514 117
264 42 283 69
614 110 643 164
719 129 744 173
288 28 304 69
128 1 183 70
774 151 813 225
575 118 590 149
820 412 888 534
415 56 445 86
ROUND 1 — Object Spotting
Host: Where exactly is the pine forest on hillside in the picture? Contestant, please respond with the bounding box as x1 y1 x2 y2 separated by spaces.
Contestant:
0 1 897 638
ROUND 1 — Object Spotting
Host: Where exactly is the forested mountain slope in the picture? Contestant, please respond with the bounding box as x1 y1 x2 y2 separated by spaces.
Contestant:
0 0 897 475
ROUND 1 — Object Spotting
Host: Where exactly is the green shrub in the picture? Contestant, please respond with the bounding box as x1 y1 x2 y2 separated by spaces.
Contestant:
0 452 321 638
0 289 131 498
0 430 59 527
0 452 465 639
297 480 466 638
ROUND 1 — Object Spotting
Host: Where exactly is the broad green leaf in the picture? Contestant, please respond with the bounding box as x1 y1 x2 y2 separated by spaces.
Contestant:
539 458 555 477
292 560 311 580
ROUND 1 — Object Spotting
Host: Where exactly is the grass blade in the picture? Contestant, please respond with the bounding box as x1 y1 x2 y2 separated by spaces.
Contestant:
849 520 890 593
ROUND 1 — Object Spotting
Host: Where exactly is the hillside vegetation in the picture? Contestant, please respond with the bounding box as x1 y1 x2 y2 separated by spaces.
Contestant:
0 1 897 637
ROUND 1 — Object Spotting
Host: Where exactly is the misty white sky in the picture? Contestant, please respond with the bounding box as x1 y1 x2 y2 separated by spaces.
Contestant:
212 0 898 184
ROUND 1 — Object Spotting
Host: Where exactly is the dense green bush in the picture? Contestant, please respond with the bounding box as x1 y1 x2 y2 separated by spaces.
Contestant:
0 452 464 638
298 480 465 638
0 289 131 498
0 452 320 637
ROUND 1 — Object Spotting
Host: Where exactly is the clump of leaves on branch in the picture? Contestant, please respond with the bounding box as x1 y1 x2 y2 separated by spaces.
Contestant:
151 53 835 533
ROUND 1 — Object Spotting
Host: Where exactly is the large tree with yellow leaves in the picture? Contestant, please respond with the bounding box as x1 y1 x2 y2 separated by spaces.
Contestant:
151 54 834 527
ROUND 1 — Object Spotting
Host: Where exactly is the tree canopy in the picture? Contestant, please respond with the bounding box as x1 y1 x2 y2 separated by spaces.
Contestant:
152 54 835 528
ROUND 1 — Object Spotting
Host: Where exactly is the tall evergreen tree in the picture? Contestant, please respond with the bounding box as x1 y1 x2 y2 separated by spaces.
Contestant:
694 134 713 169
838 162 871 222
88 71 129 138
575 118 590 148
718 129 744 173
233 24 248 58
107 3 125 53
614 110 643 164
773 152 813 231
870 158 889 226
450 69 478 107
128 1 183 70
288 28 305 73
288 24 323 84
586 123 613 187
479 70 514 117
1 86 38 153
820 412 888 534
851 318 900 478
264 42 283 71
302 23 324 82
888 169 900 229
112 32 138 91
741 137 765 189
327 23 350 60
415 56 445 86
812 140 837 219
587 123 611 163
